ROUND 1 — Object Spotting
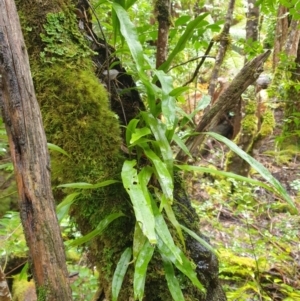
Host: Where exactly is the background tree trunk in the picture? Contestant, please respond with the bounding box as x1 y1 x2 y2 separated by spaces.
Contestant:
0 266 12 301
155 0 171 68
272 5 289 70
208 0 235 97
0 1 72 300
245 0 260 62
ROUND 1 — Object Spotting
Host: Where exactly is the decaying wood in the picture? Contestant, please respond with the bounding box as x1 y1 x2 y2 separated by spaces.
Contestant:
176 50 271 162
0 1 72 300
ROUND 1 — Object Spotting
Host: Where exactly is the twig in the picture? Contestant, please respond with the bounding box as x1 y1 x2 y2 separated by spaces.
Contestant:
168 55 215 72
86 0 111 99
184 39 215 86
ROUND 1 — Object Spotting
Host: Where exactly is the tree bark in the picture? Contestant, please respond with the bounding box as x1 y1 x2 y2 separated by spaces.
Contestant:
176 50 271 162
284 19 300 57
155 0 171 68
245 0 260 42
272 5 289 70
0 1 72 300
0 266 12 301
208 0 235 97
281 26 300 143
245 0 260 62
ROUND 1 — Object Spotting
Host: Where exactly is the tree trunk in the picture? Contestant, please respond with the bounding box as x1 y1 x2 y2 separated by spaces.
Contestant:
284 19 300 57
272 5 289 70
15 0 227 300
208 0 235 97
155 0 171 68
281 33 300 144
0 1 73 300
245 0 259 42
245 0 260 62
0 266 12 301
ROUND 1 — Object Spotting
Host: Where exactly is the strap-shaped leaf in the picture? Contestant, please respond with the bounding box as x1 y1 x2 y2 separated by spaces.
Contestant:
154 70 176 130
47 142 70 157
159 13 209 72
134 240 155 301
142 112 173 174
157 236 205 293
68 212 125 247
112 247 132 301
172 133 192 159
126 118 139 147
112 3 144 72
122 160 157 244
133 223 147 261
58 179 119 189
112 3 158 114
142 147 173 203
130 127 152 144
207 132 297 214
56 192 80 223
162 256 185 301
151 199 182 264
176 164 272 190
180 225 218 256
163 200 185 250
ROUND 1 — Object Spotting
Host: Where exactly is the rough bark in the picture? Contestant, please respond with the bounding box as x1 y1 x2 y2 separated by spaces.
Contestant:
245 0 260 62
0 266 12 301
0 1 72 300
155 0 171 68
282 35 300 143
272 5 289 70
245 0 260 42
176 50 271 162
284 19 300 57
208 0 235 97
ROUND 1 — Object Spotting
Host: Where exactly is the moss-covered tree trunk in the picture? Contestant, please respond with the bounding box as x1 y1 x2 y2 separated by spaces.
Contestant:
16 1 226 300
282 37 300 144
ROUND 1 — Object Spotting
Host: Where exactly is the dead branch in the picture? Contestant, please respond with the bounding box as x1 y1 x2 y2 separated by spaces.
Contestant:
176 50 271 162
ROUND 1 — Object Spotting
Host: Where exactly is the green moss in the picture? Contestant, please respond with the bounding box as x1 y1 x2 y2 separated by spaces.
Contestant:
34 63 121 186
40 11 96 64
226 99 258 175
37 286 48 301
12 278 36 301
241 100 258 136
264 145 300 164
257 107 275 138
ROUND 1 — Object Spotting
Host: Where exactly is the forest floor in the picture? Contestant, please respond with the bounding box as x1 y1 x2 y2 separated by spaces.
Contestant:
185 104 300 300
